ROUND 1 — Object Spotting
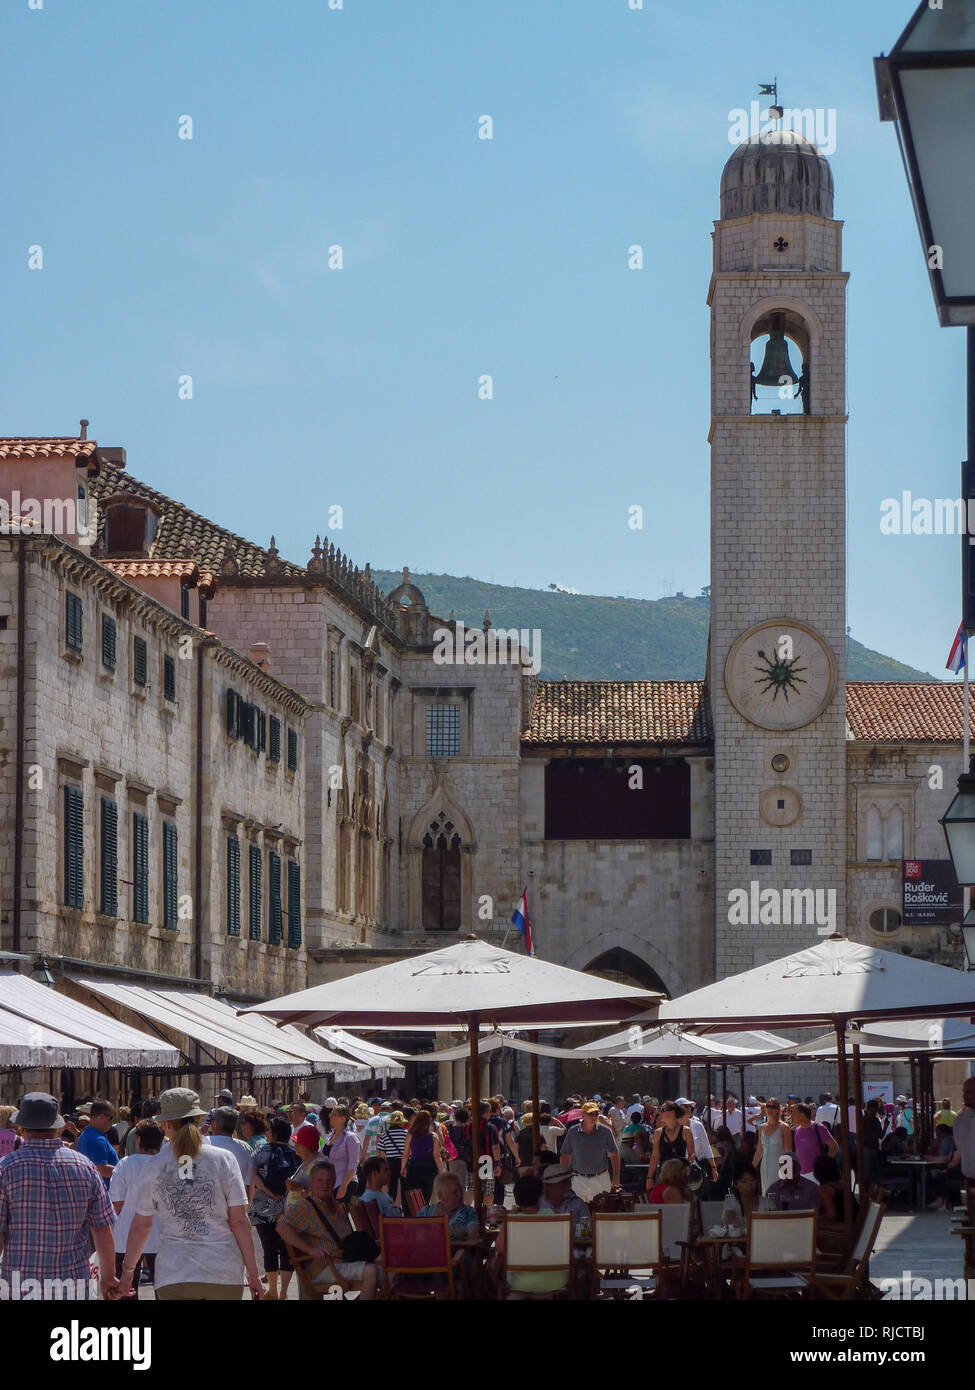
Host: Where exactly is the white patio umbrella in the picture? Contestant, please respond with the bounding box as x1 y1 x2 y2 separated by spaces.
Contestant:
657 935 975 1229
576 1023 798 1059
242 936 662 1206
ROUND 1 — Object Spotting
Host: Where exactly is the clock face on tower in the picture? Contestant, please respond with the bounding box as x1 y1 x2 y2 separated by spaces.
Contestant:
723 619 837 731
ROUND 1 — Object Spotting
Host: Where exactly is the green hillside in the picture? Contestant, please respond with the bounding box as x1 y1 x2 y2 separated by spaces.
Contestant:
372 571 935 683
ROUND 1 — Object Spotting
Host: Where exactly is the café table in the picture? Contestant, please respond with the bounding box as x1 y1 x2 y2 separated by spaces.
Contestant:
886 1156 947 1211
691 1232 747 1299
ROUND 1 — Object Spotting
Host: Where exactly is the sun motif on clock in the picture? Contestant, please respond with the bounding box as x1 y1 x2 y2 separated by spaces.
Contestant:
724 620 836 731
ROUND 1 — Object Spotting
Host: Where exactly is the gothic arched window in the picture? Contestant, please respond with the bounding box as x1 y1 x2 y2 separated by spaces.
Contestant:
421 812 462 931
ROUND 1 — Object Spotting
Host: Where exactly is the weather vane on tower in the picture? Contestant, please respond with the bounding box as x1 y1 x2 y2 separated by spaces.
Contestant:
759 79 783 122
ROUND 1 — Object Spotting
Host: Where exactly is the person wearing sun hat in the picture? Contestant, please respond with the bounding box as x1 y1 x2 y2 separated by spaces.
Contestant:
118 1088 262 1301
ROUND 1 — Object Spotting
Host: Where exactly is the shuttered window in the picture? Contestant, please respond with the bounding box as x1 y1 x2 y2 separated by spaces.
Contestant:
101 615 116 671
180 583 190 620
249 845 262 940
133 636 148 686
65 593 83 652
287 728 298 772
100 797 118 916
269 716 281 762
269 853 283 945
226 688 239 736
132 812 149 923
287 860 301 949
163 821 178 930
227 836 241 937
240 702 256 747
163 655 176 702
256 708 266 752
63 785 84 908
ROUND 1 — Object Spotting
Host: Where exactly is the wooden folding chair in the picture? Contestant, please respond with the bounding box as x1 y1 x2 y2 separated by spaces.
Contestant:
731 1210 817 1300
402 1187 426 1216
812 1199 886 1300
279 1234 358 1301
350 1197 381 1242
591 1211 665 1300
379 1214 455 1299
502 1214 573 1300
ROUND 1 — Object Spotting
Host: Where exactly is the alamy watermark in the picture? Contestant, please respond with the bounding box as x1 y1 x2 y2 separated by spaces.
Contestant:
0 493 93 542
728 102 836 157
880 492 975 537
432 620 541 676
727 880 836 935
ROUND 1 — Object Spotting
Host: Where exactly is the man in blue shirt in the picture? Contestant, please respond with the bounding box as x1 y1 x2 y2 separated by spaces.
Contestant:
359 1157 402 1217
75 1100 118 1188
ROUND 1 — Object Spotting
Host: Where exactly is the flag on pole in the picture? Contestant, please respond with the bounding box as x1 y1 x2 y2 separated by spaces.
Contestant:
947 623 967 675
511 889 534 956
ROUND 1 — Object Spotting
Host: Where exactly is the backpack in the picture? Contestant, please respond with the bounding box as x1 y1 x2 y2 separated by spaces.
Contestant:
259 1142 301 1197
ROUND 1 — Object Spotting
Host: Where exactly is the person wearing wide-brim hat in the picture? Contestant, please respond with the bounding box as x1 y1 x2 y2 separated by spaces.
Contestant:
117 1088 263 1301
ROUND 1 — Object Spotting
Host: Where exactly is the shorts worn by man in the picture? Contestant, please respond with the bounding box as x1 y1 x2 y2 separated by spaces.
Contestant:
558 1103 620 1203
0 1093 117 1299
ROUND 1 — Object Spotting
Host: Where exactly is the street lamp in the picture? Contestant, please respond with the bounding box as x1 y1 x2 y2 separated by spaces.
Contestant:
961 908 975 971
877 4 975 869
29 957 55 987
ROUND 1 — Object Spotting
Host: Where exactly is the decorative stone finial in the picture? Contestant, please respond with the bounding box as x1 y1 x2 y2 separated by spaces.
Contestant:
265 536 282 575
482 608 492 632
308 535 325 574
220 542 239 577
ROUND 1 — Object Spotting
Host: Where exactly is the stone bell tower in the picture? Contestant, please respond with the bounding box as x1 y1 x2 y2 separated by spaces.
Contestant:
708 128 849 977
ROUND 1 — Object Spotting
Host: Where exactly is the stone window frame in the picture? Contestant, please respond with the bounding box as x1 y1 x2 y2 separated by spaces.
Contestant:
405 793 476 932
61 588 84 664
410 687 474 759
855 785 915 864
864 899 904 940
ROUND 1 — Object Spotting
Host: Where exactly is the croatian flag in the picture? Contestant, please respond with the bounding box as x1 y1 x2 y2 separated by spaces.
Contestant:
947 623 968 675
511 889 534 956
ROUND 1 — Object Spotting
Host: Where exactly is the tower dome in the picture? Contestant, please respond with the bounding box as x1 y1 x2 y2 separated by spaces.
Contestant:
720 129 833 220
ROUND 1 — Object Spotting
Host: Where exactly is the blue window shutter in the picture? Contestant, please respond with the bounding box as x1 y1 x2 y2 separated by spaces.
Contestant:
101 615 116 671
269 853 283 945
133 812 149 923
287 860 301 949
226 837 241 936
163 822 178 930
100 797 118 916
249 845 262 940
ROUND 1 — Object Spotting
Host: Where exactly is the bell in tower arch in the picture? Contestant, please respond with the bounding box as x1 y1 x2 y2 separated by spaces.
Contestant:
753 313 799 388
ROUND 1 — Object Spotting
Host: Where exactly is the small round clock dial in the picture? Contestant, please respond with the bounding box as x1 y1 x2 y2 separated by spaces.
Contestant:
724 619 837 731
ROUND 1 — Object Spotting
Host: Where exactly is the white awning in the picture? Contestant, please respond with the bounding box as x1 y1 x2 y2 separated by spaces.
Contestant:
0 1004 99 1068
314 1028 408 1078
0 973 180 1068
69 979 365 1078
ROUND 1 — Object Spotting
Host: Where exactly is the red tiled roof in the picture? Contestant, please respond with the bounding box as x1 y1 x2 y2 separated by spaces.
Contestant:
524 680 712 746
846 681 968 742
0 438 98 460
102 560 200 581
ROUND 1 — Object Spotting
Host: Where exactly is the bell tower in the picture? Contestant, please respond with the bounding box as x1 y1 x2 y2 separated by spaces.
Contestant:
708 127 849 976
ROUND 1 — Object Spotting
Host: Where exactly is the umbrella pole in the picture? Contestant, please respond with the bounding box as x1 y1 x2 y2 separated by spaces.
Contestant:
469 1015 482 1213
738 1065 745 1145
834 1019 854 1234
705 1061 711 1130
851 1043 865 1198
721 1064 727 1138
530 1032 541 1157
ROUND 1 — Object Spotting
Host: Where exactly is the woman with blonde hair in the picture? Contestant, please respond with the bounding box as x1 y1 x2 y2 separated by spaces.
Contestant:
378 1109 408 1203
117 1087 262 1301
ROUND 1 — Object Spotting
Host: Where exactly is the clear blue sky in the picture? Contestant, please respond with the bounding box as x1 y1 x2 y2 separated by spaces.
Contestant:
1 0 963 679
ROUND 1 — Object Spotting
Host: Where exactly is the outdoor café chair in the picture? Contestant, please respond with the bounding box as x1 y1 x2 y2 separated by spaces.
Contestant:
349 1197 381 1242
279 1234 361 1301
730 1209 817 1300
502 1213 573 1300
647 1201 692 1294
591 1211 665 1300
811 1198 886 1300
379 1214 456 1299
403 1187 426 1216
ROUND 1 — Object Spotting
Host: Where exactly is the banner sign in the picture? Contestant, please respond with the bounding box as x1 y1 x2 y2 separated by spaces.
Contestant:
902 859 964 925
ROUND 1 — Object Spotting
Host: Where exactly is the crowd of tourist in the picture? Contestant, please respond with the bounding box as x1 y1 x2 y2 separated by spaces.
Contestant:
0 1075 972 1300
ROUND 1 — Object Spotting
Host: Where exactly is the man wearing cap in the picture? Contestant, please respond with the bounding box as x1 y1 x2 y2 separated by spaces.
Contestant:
538 1164 589 1234
558 1102 620 1203
744 1096 763 1137
0 1093 119 1299
75 1099 119 1188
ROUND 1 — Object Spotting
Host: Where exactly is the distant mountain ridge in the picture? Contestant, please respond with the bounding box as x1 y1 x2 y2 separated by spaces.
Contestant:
371 571 935 683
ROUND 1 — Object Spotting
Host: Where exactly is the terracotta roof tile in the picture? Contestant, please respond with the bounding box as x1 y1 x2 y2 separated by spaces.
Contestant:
846 681 969 742
0 437 98 460
524 680 712 746
102 560 201 581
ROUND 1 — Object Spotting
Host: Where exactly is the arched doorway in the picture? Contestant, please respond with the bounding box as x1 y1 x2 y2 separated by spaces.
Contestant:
558 950 673 1101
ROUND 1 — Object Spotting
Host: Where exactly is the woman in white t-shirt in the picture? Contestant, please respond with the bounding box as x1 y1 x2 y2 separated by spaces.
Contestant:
109 1119 164 1293
117 1088 263 1301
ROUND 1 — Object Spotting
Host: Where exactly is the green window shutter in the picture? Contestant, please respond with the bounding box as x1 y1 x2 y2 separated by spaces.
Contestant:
287 728 298 772
133 636 147 686
133 812 149 923
269 853 283 945
241 702 256 748
226 837 241 937
249 845 262 940
257 708 267 753
63 785 84 908
101 615 116 671
66 593 83 652
269 716 281 762
287 860 301 949
100 797 118 916
163 821 178 930
226 688 238 736
163 655 176 701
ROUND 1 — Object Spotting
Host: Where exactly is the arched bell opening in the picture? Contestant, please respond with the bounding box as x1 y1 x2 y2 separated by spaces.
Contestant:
749 309 810 416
